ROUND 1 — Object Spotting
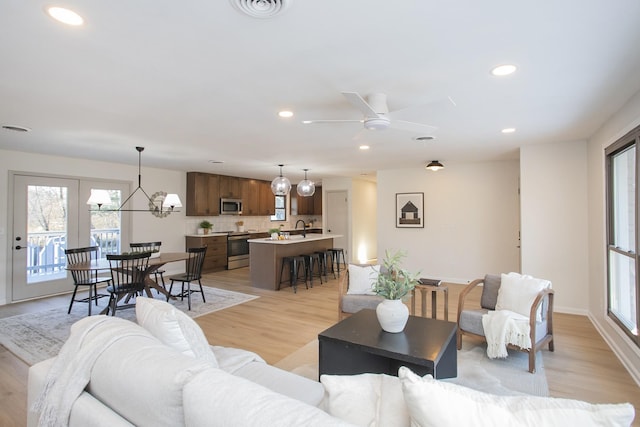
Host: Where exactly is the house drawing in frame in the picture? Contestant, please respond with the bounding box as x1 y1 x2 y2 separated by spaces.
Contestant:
396 192 424 228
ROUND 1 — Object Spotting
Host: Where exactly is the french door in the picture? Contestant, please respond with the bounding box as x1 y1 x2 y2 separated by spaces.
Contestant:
11 173 130 302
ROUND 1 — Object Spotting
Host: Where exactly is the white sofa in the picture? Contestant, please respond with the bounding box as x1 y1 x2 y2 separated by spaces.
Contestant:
27 298 349 427
27 297 635 427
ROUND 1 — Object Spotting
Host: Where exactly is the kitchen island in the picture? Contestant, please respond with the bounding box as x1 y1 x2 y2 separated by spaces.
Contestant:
248 234 341 290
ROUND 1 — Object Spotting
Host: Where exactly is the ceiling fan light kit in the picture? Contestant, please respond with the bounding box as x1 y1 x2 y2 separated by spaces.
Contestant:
296 169 315 197
426 160 444 171
271 164 292 196
86 146 182 217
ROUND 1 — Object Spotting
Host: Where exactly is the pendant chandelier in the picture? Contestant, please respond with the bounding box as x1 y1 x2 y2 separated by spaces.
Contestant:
87 146 182 217
271 164 291 196
296 169 315 197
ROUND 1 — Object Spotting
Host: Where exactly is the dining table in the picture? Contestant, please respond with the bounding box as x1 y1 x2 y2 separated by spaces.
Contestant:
66 252 189 315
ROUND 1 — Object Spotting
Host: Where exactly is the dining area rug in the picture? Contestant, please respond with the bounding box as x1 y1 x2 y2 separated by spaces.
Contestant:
0 286 258 366
274 339 549 397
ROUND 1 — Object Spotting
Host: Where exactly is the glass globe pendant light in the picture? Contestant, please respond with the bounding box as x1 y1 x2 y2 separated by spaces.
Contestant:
271 164 291 195
297 169 315 197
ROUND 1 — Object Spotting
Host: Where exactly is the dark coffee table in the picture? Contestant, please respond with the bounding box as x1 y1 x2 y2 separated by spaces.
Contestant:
318 309 457 379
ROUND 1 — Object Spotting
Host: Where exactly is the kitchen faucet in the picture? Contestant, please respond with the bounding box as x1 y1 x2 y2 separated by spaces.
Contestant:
295 219 306 238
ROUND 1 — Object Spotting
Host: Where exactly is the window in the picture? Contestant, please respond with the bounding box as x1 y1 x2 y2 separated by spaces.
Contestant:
271 195 286 221
606 125 640 346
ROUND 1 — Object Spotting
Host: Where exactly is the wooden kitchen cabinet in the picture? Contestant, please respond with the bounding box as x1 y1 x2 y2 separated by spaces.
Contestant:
294 185 322 215
186 172 220 216
219 175 241 198
241 178 260 215
186 235 227 273
258 180 275 215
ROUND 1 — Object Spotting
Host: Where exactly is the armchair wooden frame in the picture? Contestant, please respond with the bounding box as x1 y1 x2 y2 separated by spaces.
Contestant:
456 277 555 373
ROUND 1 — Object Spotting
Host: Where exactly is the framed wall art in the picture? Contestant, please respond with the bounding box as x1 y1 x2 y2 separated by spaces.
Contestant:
396 192 424 228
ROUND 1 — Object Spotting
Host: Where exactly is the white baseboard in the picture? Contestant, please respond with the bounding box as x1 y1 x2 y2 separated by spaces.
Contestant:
588 313 640 388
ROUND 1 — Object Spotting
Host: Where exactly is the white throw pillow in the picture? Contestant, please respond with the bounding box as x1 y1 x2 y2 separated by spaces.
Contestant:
347 264 380 295
496 272 551 321
398 367 634 427
320 373 410 427
136 297 218 367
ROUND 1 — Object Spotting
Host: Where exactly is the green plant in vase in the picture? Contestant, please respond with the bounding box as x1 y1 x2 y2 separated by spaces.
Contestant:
372 249 420 333
199 220 213 234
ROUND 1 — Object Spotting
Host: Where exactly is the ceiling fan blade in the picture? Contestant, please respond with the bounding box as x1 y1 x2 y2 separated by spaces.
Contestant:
302 119 363 124
341 92 381 118
390 120 438 134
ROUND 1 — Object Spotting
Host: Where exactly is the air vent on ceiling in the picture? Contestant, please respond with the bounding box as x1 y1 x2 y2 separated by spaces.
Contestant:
230 0 292 19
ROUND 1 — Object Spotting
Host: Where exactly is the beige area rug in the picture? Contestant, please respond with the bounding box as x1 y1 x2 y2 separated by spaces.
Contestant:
275 340 549 397
0 286 258 366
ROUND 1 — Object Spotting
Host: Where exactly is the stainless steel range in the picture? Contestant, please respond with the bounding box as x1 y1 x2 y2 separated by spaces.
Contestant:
227 232 250 269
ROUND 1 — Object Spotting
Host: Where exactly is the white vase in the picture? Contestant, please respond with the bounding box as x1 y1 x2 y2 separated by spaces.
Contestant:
376 299 409 333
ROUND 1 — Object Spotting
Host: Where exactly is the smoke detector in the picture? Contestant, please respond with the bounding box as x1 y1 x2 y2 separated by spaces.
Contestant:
230 0 292 18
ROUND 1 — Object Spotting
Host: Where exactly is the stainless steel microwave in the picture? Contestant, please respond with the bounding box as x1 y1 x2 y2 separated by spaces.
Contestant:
220 198 243 215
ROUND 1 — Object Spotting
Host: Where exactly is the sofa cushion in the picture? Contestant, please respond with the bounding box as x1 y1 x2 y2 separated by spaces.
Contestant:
320 372 410 427
398 367 635 427
347 264 380 295
459 308 489 336
136 296 218 367
183 368 354 426
235 361 325 407
86 319 211 427
496 273 551 321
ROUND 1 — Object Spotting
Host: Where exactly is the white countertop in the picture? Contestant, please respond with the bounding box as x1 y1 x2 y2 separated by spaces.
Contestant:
248 234 341 244
186 233 229 237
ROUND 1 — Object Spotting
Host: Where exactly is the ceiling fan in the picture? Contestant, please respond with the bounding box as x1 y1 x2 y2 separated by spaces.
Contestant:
302 92 443 135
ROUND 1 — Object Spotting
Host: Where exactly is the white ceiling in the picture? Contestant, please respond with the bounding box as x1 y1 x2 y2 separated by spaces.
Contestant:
2 1 640 183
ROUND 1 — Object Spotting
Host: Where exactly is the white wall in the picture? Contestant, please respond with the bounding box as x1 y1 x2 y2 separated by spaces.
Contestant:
587 89 640 384
376 162 520 283
520 141 589 314
351 179 377 263
0 149 187 304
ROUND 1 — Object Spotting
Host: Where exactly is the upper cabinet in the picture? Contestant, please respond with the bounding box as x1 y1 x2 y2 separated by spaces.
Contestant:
293 186 322 216
219 175 241 199
186 172 276 216
186 172 220 216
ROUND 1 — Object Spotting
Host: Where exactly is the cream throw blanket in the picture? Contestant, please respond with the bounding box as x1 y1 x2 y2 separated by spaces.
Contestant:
32 316 150 427
482 309 531 359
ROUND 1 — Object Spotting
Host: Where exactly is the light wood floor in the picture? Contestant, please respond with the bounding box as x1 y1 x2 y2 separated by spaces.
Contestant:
1 267 638 426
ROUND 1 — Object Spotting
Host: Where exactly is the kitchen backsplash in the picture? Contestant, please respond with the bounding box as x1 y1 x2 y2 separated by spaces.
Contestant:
185 215 322 235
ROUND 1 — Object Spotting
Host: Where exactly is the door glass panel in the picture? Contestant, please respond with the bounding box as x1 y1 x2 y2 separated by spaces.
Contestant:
26 185 68 283
89 189 123 258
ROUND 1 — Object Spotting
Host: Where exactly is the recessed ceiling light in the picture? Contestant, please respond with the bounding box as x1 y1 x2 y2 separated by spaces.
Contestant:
46 6 84 26
491 64 517 76
414 136 435 141
501 128 516 134
2 125 30 132
359 145 370 150
301 120 312 124
208 160 225 164
278 110 293 118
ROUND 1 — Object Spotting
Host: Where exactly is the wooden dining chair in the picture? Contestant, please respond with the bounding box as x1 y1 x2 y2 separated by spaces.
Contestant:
130 241 165 291
166 246 207 310
64 246 111 316
105 252 151 316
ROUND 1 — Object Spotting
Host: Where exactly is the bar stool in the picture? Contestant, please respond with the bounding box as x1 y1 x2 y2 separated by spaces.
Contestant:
279 255 308 293
302 253 323 287
315 250 335 281
328 248 347 277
